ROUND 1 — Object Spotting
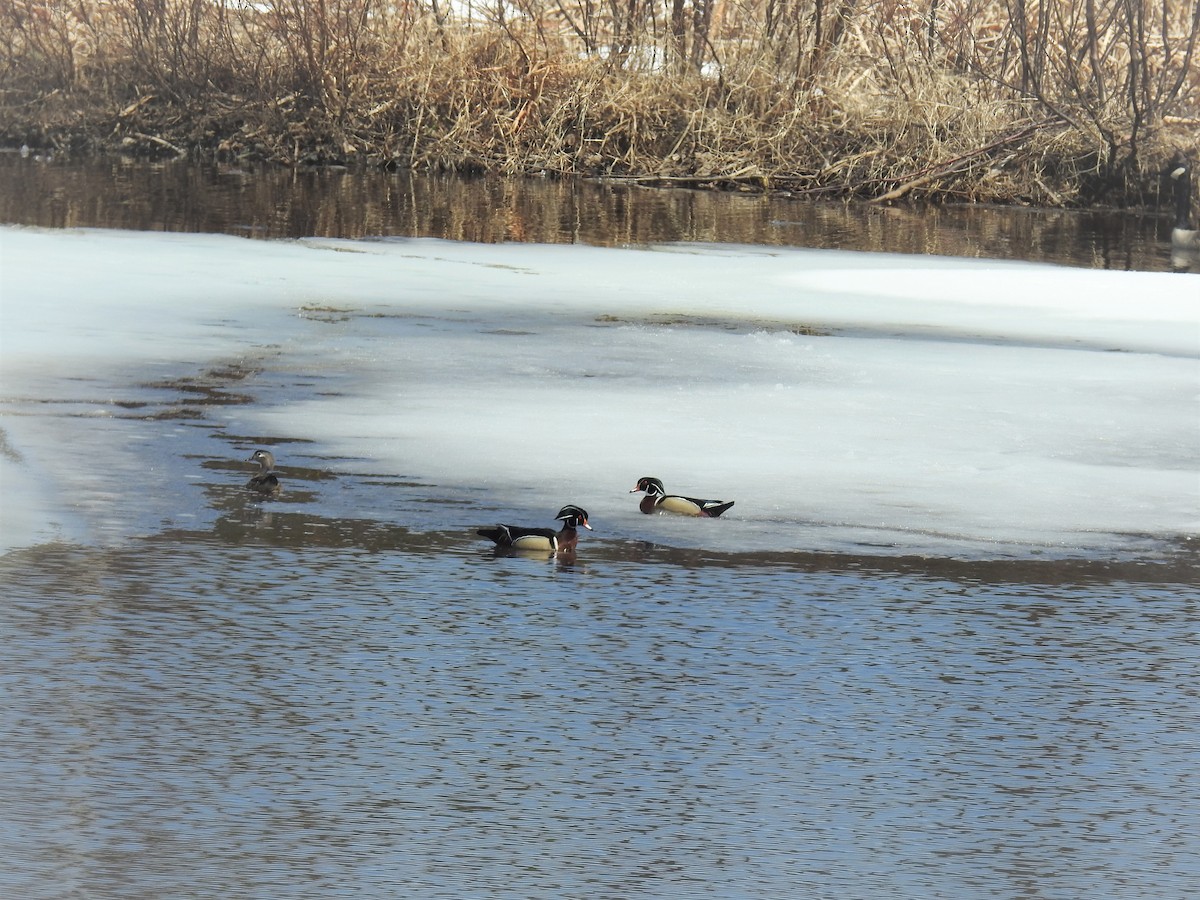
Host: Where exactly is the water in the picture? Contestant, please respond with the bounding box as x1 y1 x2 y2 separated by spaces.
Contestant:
0 152 1187 271
4 532 1198 898
2 157 1199 898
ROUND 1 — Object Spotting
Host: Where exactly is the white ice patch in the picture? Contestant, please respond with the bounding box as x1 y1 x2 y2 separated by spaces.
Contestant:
2 226 1197 556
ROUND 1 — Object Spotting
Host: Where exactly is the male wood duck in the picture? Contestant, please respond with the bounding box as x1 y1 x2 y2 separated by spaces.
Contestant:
246 449 281 497
477 505 592 552
630 476 734 517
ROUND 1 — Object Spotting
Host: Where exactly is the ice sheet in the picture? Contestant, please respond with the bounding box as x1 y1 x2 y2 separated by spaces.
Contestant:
2 226 1197 556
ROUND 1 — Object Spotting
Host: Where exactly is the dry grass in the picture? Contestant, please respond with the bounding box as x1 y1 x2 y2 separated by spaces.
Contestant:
1 0 1197 204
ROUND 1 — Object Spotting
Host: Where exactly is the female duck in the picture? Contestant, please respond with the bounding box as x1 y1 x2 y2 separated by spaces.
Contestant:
246 449 281 497
477 505 592 553
630 477 734 517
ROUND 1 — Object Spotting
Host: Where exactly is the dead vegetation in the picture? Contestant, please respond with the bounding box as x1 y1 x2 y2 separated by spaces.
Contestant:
1 0 1197 204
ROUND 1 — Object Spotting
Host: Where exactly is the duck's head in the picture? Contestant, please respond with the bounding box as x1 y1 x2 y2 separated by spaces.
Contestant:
248 449 276 470
630 476 665 497
556 505 592 530
1167 151 1191 183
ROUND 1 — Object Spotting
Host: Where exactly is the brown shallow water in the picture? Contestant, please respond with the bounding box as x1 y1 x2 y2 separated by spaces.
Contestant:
0 151 1189 272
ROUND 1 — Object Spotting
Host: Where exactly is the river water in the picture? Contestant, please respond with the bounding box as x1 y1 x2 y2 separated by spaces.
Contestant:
0 152 1187 270
1 154 1198 899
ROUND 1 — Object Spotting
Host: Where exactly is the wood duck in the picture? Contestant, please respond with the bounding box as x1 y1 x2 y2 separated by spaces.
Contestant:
630 476 734 517
1168 153 1199 251
246 449 281 497
477 504 592 552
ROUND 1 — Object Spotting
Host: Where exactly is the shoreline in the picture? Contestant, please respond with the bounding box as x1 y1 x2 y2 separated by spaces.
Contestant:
2 139 1194 222
5 105 1195 210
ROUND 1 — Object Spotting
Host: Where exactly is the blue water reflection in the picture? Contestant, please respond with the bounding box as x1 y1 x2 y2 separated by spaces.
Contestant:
3 538 1197 898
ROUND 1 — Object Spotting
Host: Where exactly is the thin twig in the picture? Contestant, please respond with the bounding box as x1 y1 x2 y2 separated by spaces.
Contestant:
870 119 1060 202
126 132 187 156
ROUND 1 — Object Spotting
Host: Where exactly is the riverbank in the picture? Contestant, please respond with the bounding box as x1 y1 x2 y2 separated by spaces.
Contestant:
2 1 1198 206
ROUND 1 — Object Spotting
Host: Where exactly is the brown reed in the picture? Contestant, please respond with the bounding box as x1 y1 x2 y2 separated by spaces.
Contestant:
1 0 1197 205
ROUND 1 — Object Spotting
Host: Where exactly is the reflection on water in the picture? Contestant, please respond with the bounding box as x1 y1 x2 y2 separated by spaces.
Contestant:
3 529 1198 899
0 152 1189 272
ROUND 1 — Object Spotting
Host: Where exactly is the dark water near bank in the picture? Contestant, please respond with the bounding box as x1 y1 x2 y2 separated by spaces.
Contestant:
0 151 1189 271
2 154 1199 898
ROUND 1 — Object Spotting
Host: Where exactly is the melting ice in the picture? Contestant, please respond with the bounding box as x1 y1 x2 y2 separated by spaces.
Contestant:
1 226 1197 557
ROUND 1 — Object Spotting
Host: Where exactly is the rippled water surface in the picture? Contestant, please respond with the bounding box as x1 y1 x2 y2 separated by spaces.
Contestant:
4 525 1198 899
